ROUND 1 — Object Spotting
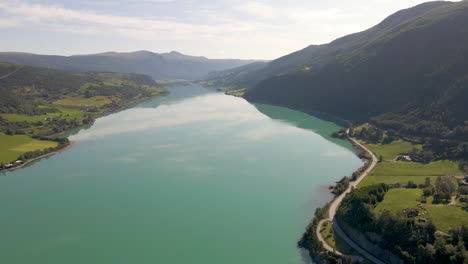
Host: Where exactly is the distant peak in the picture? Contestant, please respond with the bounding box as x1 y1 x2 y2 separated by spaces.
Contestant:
134 50 155 55
169 51 183 55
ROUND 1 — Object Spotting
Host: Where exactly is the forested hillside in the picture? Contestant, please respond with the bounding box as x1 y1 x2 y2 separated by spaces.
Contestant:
203 1 468 143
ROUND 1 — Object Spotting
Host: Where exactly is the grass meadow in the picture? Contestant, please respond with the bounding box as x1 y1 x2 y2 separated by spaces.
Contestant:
0 133 58 163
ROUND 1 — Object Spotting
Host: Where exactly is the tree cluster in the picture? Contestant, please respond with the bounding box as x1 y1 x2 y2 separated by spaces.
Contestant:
337 183 468 263
298 206 355 264
332 176 350 196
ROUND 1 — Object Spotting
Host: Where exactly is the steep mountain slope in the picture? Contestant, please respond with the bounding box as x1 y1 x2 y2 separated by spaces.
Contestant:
196 61 268 89
202 1 451 91
0 51 259 81
226 1 467 140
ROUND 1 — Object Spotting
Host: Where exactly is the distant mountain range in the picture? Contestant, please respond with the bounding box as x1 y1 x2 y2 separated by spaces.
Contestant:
202 1 468 141
0 51 261 81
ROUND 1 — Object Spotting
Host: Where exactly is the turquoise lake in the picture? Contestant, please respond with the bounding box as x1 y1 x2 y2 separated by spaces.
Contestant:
0 85 362 263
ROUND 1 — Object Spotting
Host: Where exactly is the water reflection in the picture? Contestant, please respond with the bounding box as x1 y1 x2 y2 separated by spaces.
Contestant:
254 103 353 149
71 90 267 141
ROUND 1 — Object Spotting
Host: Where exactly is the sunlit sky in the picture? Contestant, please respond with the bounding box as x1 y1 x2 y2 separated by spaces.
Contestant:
0 0 459 60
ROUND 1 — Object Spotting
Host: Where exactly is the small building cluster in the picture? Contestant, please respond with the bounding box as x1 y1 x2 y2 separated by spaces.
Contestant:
396 153 421 162
1 160 22 170
403 208 419 218
459 175 468 186
79 105 100 112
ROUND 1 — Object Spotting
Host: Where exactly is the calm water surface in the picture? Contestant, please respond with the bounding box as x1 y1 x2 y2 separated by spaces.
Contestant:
0 85 362 264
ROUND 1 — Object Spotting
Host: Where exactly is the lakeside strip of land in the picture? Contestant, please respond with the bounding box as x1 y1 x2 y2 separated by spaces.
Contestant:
315 130 383 263
302 123 467 264
1 141 76 173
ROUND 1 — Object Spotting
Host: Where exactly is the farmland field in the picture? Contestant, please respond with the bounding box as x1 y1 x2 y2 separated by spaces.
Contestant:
360 160 462 186
360 138 462 188
0 133 58 163
375 188 423 213
0 107 86 122
53 96 112 107
376 188 468 231
364 140 421 161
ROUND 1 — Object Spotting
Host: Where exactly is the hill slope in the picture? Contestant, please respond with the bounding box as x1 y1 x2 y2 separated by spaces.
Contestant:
200 1 451 91
0 51 260 81
0 62 168 167
0 62 161 114
204 1 468 141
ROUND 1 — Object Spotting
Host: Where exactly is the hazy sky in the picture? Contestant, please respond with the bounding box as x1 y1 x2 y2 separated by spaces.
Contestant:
0 0 457 60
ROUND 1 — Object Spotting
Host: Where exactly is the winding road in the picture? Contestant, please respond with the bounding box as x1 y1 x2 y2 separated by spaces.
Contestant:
316 130 384 264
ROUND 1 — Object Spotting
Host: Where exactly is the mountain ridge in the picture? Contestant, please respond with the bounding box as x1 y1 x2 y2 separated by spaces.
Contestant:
202 0 468 142
0 50 261 81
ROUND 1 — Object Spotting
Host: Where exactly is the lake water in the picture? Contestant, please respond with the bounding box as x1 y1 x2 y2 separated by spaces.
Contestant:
0 85 362 264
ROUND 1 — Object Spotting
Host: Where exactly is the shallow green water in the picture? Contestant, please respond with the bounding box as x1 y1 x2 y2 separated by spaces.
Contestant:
0 85 362 264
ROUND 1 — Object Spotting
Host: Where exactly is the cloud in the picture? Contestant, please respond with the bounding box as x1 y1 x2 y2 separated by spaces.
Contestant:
237 1 279 19
0 0 367 45
236 1 354 22
0 0 445 59
0 18 20 27
0 0 273 41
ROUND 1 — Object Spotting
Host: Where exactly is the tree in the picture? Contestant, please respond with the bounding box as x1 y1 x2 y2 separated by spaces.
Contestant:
435 176 456 195
407 180 417 188
459 186 468 195
425 177 432 187
423 187 434 196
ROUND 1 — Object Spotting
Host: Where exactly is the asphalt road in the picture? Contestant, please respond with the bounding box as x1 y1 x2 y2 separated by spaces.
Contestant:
315 131 384 264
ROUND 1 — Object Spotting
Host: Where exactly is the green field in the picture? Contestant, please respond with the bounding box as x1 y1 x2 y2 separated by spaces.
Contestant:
102 82 121 86
0 133 58 163
375 188 468 231
143 85 167 96
0 62 14 67
1 107 86 123
78 82 100 93
361 175 440 186
361 160 463 187
365 140 421 161
424 203 468 232
376 188 423 212
359 137 467 231
226 88 247 97
53 96 112 107
372 160 462 176
360 137 462 187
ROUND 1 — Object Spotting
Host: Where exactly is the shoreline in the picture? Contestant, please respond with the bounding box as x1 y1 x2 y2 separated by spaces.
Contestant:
1 92 170 174
1 141 76 173
239 96 354 128
299 130 381 264
48 93 168 139
242 91 376 261
198 84 354 127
